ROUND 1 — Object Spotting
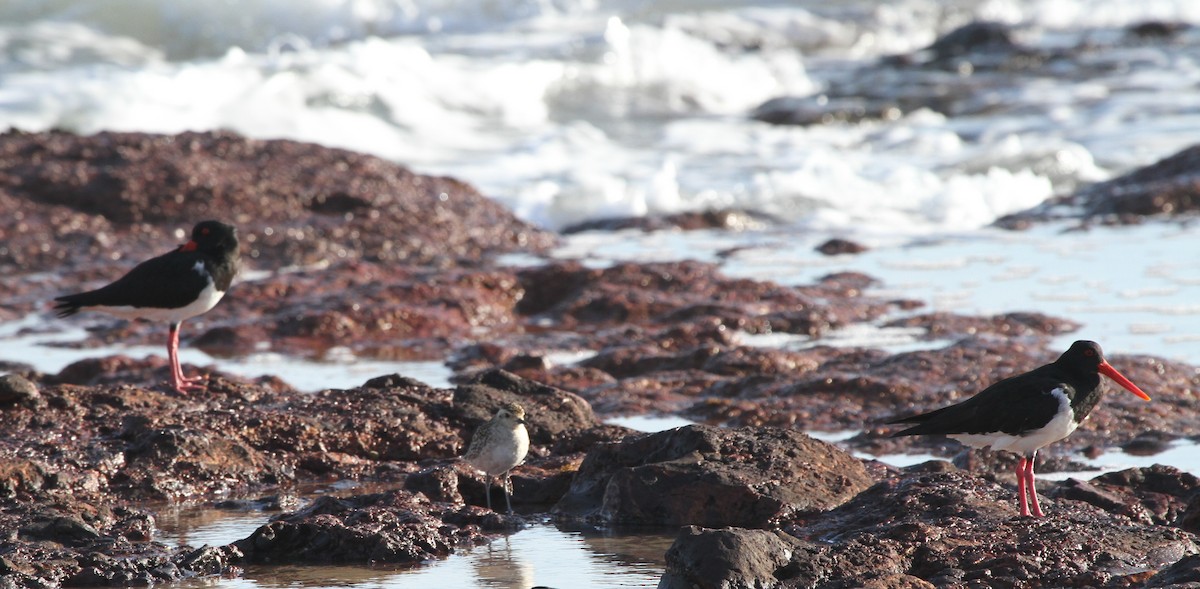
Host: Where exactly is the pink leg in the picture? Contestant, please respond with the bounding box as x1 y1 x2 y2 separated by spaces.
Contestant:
167 323 205 394
1015 457 1031 517
1025 451 1044 517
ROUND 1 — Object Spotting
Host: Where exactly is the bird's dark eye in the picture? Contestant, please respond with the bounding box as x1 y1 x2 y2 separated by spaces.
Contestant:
202 228 211 235
1084 349 1095 357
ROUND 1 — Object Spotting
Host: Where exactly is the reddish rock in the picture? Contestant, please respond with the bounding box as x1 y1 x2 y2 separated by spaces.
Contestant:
515 260 894 337
663 468 1200 588
234 490 508 565
553 424 875 527
883 311 1081 338
1048 465 1200 527
0 129 554 275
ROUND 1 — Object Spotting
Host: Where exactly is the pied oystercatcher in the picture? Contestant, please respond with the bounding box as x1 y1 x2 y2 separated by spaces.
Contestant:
889 340 1150 517
54 220 240 394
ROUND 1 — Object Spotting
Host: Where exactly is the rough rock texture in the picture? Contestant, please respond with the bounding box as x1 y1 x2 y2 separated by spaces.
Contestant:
553 424 874 527
0 129 556 359
0 365 609 587
235 489 512 565
4 129 1200 587
683 336 1200 466
0 129 554 275
661 467 1200 588
1 365 602 503
1047 465 1200 528
0 497 243 587
998 144 1200 227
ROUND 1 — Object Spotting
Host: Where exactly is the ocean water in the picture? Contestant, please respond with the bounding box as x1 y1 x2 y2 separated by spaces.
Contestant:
5 0 1200 586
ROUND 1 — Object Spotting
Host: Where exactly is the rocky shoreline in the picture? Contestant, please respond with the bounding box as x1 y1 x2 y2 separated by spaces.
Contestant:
2 129 1200 587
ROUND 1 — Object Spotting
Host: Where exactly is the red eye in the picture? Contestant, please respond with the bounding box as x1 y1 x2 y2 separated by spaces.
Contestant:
1084 349 1095 357
202 228 211 235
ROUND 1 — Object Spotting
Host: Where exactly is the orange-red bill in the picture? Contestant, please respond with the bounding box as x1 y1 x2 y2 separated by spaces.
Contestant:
180 240 198 252
1099 361 1151 401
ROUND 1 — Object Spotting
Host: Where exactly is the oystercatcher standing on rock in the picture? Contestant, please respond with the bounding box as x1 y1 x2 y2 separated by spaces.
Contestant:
54 221 240 394
888 340 1150 517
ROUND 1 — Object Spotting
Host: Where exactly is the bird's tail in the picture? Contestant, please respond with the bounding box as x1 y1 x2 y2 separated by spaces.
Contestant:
52 295 85 318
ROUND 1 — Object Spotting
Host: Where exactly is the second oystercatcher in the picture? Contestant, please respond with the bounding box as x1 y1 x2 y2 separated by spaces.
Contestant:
888 340 1150 517
54 220 240 394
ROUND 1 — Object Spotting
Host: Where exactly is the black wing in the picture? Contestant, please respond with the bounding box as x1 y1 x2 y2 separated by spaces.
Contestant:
54 248 212 316
890 370 1070 437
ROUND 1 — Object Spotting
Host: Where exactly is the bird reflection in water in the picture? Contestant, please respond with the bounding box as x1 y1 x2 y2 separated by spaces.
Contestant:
472 535 536 589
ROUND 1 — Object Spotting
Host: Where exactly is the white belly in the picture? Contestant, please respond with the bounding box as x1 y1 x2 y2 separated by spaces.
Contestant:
98 280 225 324
469 426 530 476
949 388 1078 455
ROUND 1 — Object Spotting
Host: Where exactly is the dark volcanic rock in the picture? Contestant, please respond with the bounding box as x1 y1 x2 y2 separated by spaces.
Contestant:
751 21 1053 128
694 337 1200 466
553 424 874 527
2 364 603 504
235 490 507 565
1147 553 1200 587
883 311 1080 338
515 260 895 339
1048 465 1200 527
815 238 867 256
1070 145 1200 218
0 499 243 587
561 208 776 233
662 469 1200 588
660 527 828 589
997 144 1200 227
0 365 614 585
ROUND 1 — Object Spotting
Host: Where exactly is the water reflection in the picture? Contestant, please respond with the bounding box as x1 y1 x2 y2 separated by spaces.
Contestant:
471 536 535 588
160 506 674 589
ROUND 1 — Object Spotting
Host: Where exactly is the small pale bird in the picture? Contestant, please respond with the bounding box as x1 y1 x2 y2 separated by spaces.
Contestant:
53 220 240 395
463 402 530 514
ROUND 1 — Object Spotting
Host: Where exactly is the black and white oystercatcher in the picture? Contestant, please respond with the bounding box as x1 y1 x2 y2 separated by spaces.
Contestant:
53 221 240 394
888 340 1150 517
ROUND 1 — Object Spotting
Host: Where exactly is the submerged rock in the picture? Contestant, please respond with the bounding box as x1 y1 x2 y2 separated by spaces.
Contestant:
560 208 776 233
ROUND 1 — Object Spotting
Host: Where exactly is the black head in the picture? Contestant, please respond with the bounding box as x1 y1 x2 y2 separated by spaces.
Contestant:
1056 340 1105 375
186 221 239 256
1056 340 1150 401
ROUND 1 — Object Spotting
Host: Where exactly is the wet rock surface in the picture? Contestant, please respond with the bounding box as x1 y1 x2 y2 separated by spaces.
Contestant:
234 489 513 565
560 208 777 233
553 424 874 527
0 365 605 586
4 130 1200 586
663 467 1200 589
998 143 1200 227
750 21 1056 127
0 129 553 358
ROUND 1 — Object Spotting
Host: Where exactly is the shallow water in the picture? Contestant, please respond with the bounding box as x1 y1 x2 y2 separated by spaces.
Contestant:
562 221 1200 363
157 506 673 589
6 0 1200 586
